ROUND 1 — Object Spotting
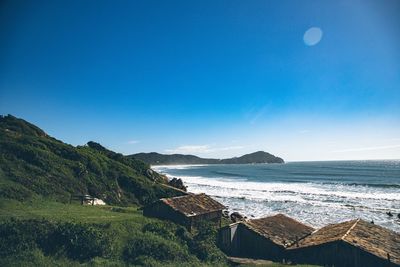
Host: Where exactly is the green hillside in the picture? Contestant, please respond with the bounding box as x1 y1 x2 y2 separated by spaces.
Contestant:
0 115 183 205
0 115 228 266
0 115 316 267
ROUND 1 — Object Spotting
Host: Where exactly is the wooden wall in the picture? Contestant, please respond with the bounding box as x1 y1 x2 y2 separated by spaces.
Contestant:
219 223 399 267
287 240 398 267
143 202 190 227
218 223 285 261
219 223 240 254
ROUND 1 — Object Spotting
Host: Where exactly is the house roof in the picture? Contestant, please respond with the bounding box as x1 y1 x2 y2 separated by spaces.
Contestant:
243 214 315 247
160 193 225 217
288 219 400 265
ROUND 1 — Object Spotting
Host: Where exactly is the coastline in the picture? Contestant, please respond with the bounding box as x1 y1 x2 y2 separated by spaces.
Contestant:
153 162 400 233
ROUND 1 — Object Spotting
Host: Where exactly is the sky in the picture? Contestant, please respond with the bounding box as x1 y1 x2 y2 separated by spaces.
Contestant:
1 0 400 161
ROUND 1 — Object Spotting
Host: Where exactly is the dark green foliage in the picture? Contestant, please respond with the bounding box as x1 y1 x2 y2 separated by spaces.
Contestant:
0 115 230 266
189 221 228 263
0 114 46 137
142 221 177 241
43 222 110 261
132 255 163 267
86 141 150 177
0 219 109 261
123 232 191 263
0 181 33 201
138 220 227 265
0 200 231 266
0 219 37 256
124 232 190 262
0 114 183 205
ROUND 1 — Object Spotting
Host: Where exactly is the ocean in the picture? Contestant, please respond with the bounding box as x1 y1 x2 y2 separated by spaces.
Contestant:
153 160 400 232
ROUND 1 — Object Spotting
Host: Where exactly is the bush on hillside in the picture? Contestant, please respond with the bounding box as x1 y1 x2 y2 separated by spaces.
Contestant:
142 221 177 241
123 232 191 263
0 219 110 262
1 115 184 205
189 221 227 263
43 222 110 261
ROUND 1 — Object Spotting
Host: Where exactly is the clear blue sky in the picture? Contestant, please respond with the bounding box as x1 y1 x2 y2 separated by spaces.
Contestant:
1 0 399 161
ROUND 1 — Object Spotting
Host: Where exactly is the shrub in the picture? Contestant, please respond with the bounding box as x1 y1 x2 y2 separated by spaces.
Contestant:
43 222 110 261
142 221 176 241
123 232 190 263
0 219 38 256
188 221 227 264
0 219 110 262
132 256 163 267
190 240 226 263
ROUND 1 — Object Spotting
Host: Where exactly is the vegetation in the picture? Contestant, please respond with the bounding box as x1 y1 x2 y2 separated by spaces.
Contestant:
0 114 183 205
0 115 227 266
131 151 284 165
0 115 309 266
0 200 227 266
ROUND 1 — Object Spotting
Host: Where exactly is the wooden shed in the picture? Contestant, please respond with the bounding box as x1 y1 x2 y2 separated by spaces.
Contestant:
219 214 314 261
143 193 225 230
287 219 400 267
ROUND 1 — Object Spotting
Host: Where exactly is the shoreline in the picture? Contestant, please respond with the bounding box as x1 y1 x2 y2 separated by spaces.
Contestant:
153 163 400 233
149 158 400 167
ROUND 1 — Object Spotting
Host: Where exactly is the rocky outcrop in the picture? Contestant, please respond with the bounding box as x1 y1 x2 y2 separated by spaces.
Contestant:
230 212 247 222
168 178 187 192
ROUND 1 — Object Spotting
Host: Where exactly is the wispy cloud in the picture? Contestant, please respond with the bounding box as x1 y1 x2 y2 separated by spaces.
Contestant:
165 144 244 154
331 144 400 153
127 140 140 145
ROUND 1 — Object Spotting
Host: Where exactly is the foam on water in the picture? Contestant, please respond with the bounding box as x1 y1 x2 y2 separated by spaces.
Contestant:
153 161 400 232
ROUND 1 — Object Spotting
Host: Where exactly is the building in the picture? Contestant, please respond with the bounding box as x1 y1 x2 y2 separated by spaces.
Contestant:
219 214 314 261
143 193 225 230
287 219 400 267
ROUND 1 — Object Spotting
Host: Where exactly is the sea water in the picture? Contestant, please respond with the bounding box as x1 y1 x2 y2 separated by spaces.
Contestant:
153 160 400 232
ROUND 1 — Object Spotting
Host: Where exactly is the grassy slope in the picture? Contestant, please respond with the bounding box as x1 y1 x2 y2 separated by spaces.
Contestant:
0 199 143 223
0 115 316 266
0 200 318 267
0 115 183 205
0 199 229 266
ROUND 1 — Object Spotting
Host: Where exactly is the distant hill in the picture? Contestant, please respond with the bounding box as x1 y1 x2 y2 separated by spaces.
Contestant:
130 151 284 165
0 115 183 205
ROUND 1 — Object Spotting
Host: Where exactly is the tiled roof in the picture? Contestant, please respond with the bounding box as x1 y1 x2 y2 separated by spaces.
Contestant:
288 219 400 265
288 219 357 248
160 193 225 217
243 214 315 247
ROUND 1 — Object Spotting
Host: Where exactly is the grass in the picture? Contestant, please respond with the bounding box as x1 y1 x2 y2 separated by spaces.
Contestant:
0 198 229 266
0 198 144 223
0 199 321 267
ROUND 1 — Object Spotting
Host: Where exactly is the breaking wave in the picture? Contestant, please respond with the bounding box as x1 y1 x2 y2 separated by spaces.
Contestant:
153 161 400 232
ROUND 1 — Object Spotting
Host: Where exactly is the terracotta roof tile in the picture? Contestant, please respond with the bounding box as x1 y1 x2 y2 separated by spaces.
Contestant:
289 219 400 265
160 193 225 217
243 214 315 247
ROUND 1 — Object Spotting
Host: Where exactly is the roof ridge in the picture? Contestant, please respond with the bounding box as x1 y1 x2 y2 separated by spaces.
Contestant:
341 218 360 240
161 193 195 200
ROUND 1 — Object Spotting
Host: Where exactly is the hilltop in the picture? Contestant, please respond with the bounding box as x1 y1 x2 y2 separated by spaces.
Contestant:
0 114 183 205
131 151 284 165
